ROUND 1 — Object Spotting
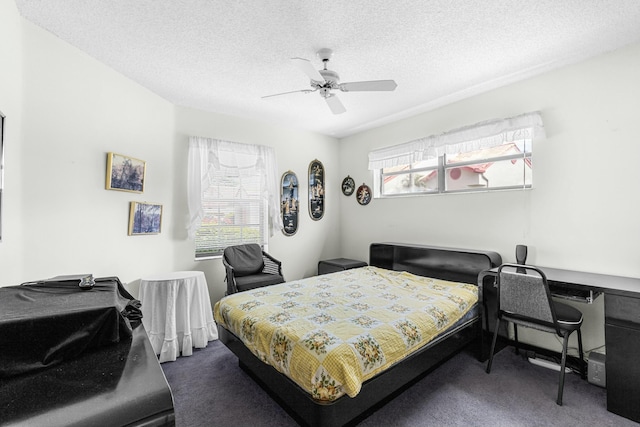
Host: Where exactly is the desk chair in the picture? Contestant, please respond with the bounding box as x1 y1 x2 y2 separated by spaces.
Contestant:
486 263 585 405
223 244 284 294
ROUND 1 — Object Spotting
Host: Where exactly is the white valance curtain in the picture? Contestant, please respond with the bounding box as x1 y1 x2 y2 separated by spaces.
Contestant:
187 136 282 239
368 111 545 170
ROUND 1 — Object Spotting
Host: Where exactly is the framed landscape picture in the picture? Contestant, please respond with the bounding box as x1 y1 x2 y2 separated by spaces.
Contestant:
106 152 146 193
128 202 162 235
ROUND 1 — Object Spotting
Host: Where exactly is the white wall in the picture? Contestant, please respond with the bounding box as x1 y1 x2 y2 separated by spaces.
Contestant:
338 41 640 354
19 16 177 286
1 5 341 308
0 0 24 285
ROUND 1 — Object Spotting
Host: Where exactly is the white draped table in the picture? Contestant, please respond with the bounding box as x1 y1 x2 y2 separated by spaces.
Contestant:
139 271 218 363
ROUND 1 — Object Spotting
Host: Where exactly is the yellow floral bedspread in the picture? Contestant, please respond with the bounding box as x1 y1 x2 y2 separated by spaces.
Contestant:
213 266 478 401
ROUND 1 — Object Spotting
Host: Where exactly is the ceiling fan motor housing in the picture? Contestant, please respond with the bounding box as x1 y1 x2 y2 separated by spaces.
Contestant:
318 69 339 85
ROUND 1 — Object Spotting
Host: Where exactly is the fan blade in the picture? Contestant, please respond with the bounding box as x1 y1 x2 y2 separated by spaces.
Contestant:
325 94 346 115
292 57 325 82
262 89 315 99
339 80 397 92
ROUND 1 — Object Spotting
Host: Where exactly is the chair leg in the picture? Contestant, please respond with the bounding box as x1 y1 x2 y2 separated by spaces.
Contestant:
476 319 484 361
513 323 519 355
486 318 501 374
557 333 570 406
577 329 586 379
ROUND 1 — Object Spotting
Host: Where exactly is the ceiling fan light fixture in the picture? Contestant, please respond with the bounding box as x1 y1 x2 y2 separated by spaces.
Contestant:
319 87 332 98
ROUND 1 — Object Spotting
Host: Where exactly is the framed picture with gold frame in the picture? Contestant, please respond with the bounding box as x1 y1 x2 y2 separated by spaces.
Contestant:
128 201 162 235
106 152 146 193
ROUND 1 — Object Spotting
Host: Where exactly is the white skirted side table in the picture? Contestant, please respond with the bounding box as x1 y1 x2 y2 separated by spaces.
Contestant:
139 271 218 363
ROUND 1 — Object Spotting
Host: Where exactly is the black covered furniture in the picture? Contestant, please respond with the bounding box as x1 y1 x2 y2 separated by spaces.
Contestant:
0 277 140 378
0 277 174 426
486 264 585 406
318 258 367 275
223 243 284 294
605 292 640 422
1 323 175 427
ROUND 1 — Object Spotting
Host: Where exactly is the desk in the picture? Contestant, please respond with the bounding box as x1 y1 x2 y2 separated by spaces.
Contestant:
140 271 218 363
479 266 640 423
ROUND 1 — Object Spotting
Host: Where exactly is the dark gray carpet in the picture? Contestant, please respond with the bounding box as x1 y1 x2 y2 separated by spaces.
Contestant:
161 341 637 426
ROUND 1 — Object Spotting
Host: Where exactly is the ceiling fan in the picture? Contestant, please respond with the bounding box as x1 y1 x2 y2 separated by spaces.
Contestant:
262 48 397 114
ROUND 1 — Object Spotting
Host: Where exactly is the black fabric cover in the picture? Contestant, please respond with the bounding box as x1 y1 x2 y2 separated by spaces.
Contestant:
1 324 174 427
0 277 141 379
224 244 265 277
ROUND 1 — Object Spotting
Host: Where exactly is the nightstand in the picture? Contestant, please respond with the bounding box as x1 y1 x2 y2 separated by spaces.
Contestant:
318 258 367 275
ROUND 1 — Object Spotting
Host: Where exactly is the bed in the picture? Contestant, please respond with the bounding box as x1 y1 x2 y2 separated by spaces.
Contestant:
214 243 501 427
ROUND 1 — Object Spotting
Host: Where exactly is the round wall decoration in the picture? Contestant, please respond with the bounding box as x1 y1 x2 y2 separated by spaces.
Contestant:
341 176 355 196
356 183 372 206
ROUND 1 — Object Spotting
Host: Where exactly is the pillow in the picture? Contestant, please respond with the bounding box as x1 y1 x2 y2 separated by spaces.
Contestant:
224 244 264 277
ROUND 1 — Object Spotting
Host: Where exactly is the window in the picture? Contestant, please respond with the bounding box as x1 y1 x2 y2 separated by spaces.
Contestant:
378 140 532 196
187 137 281 259
196 168 264 257
380 158 439 196
370 112 543 197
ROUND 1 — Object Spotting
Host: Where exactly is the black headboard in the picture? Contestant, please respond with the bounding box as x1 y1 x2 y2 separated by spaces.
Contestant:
370 242 502 284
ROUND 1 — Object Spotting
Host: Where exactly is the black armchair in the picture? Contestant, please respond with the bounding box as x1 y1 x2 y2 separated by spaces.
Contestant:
222 244 285 294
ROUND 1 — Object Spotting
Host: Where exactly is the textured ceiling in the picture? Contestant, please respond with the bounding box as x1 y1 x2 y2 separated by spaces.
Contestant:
14 0 640 138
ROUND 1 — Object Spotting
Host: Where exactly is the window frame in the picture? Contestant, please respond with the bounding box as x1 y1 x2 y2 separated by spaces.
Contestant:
376 144 532 198
368 111 543 198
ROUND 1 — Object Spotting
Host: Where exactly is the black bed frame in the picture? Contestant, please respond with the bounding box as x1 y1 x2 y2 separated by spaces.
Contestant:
218 242 502 427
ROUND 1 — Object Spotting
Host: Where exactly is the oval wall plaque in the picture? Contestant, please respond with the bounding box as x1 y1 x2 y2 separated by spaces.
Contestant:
308 159 325 220
281 170 299 235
